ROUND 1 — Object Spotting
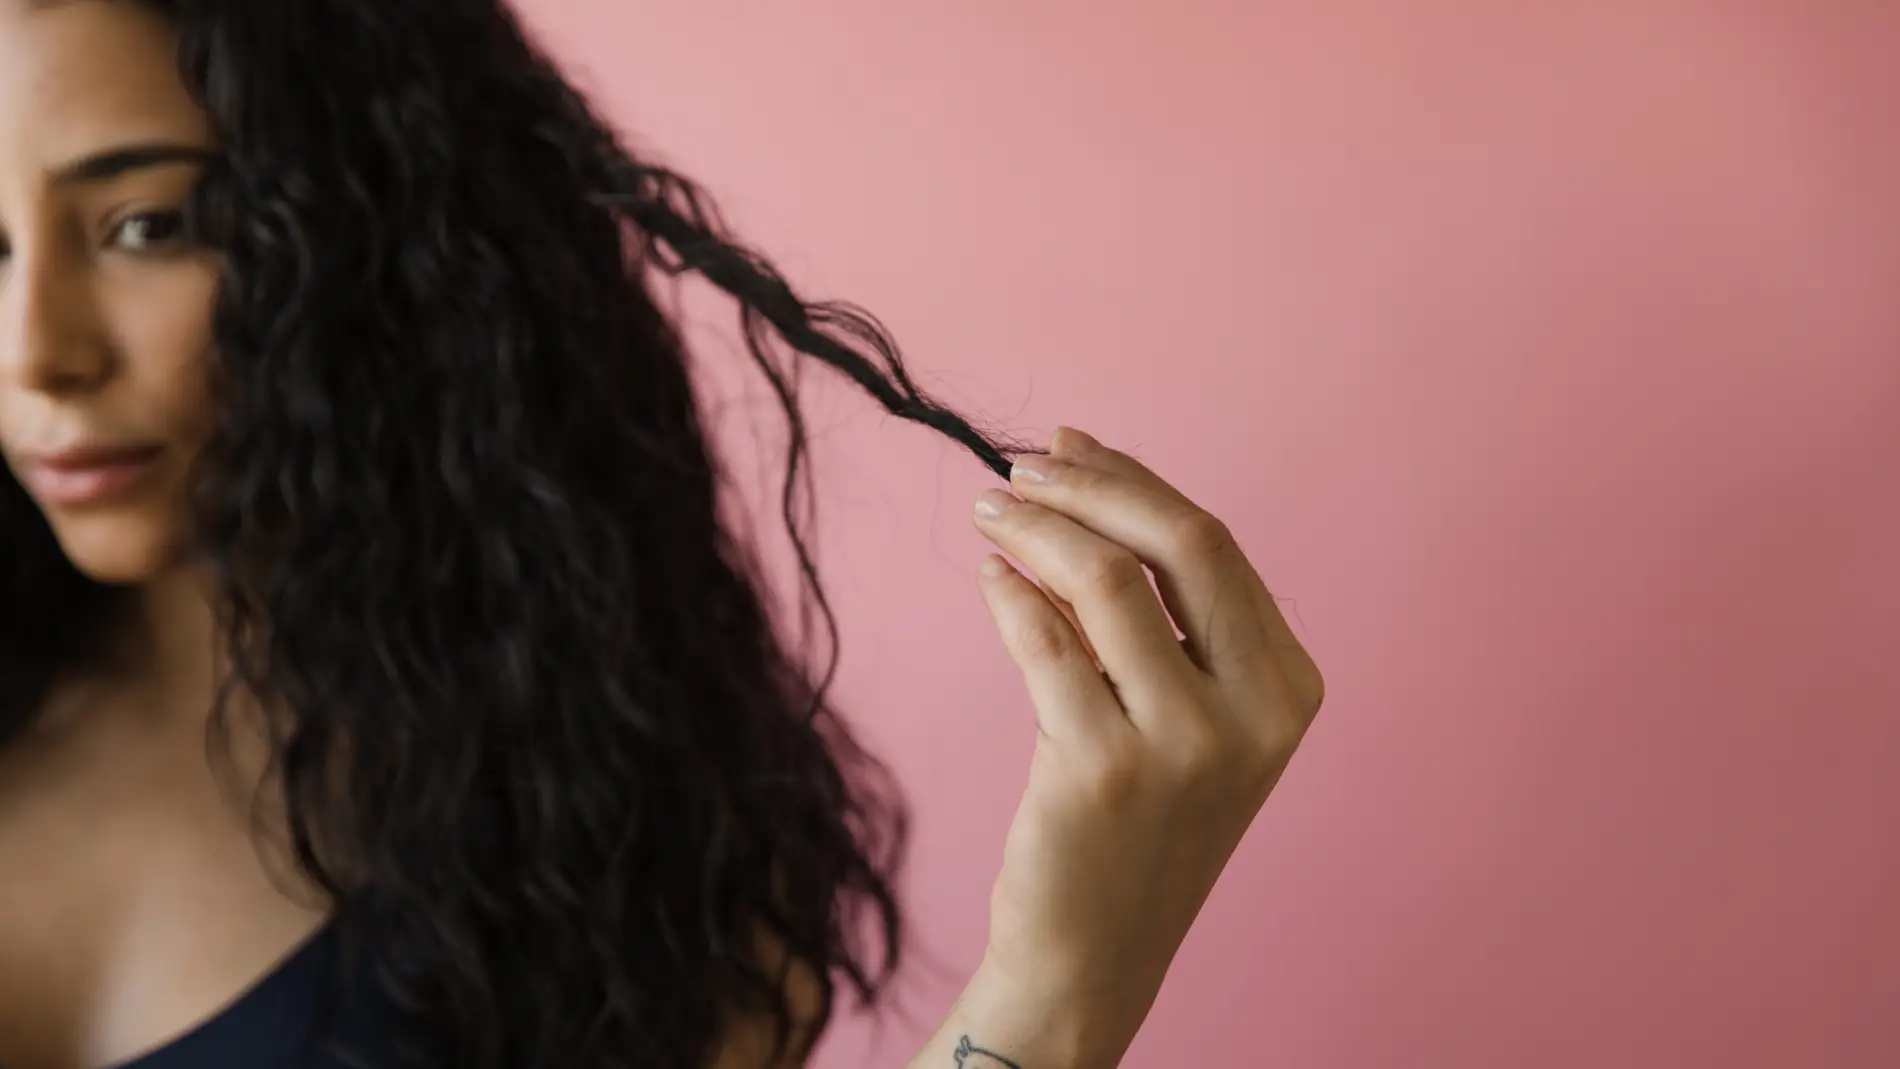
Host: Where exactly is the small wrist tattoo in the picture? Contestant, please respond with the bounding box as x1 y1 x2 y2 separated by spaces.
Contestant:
954 1034 1024 1069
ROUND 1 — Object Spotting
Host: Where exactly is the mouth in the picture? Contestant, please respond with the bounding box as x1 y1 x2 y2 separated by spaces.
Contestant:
19 444 166 507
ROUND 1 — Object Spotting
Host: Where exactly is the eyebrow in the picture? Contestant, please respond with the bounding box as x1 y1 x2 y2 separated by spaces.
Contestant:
50 141 218 187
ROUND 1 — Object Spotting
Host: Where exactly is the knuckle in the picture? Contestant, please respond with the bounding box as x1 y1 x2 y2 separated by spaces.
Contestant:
1292 654 1326 719
1080 551 1148 600
1266 645 1326 722
1013 618 1079 663
1063 461 1113 494
1170 509 1236 561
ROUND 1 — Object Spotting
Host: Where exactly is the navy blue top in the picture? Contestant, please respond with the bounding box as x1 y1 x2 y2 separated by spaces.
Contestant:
106 922 398 1069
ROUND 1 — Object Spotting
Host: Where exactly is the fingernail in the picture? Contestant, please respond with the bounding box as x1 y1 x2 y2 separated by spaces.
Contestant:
980 554 1013 578
1010 454 1066 484
974 489 1018 518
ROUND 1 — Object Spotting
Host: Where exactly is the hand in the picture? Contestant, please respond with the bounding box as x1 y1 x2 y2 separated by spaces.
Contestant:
969 426 1324 1061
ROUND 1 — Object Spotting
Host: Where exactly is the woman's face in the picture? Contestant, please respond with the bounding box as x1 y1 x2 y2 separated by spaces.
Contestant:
0 0 219 586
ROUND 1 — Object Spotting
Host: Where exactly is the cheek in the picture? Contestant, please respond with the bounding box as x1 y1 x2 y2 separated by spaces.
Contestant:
44 263 222 584
120 260 220 444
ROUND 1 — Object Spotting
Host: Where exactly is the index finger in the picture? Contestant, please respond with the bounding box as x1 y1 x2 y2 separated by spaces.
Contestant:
1007 432 1276 680
1051 428 1322 712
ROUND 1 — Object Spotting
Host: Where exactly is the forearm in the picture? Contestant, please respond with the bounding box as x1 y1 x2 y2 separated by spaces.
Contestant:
904 959 1136 1069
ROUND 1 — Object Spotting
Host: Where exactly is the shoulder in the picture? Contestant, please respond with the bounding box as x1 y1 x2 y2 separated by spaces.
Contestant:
704 922 828 1069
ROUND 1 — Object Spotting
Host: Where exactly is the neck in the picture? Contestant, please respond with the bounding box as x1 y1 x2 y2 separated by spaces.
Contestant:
59 563 235 739
17 565 243 752
120 564 224 695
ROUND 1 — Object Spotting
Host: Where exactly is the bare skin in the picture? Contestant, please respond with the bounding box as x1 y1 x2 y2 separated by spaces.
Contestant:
0 4 1322 1069
0 3 329 1067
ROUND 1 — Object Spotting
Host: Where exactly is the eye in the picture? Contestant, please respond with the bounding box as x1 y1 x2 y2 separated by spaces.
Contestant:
109 209 191 253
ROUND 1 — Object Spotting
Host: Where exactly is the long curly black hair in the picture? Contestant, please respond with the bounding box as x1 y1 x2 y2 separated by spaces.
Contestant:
0 1 1042 1066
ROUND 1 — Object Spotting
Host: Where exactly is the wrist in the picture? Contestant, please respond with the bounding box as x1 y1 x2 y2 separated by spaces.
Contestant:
942 955 1138 1069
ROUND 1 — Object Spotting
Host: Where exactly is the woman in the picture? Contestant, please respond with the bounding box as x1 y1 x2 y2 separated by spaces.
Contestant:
0 1 1323 1068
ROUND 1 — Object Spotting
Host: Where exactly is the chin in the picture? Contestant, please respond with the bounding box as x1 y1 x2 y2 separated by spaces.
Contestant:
46 513 188 586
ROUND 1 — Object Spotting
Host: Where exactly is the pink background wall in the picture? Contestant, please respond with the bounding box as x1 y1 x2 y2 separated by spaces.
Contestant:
516 4 1899 1067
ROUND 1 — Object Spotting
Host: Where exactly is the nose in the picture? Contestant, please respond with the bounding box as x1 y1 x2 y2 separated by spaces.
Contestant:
0 235 114 396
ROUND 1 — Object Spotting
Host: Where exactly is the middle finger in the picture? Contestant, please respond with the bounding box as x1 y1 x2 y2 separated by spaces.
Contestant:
974 489 1200 718
1008 449 1278 685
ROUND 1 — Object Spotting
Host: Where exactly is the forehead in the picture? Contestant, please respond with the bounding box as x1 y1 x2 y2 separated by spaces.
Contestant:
0 0 209 170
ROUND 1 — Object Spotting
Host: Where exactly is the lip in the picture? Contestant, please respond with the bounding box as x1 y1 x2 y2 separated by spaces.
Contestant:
18 444 166 506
